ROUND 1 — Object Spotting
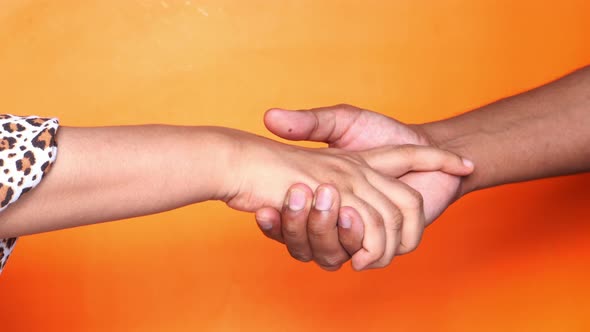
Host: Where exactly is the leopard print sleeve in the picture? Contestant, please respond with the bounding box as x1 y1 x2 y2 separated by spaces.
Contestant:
0 114 59 275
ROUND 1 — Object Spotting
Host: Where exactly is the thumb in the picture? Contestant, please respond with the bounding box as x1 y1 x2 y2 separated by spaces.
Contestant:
263 104 362 145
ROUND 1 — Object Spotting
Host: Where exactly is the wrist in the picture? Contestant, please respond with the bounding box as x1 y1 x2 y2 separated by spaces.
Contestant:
417 120 478 198
186 126 241 202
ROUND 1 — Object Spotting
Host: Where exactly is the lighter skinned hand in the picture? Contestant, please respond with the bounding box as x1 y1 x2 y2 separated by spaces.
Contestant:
218 127 472 270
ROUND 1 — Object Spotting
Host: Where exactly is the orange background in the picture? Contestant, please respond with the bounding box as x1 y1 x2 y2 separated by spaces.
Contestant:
1 0 590 331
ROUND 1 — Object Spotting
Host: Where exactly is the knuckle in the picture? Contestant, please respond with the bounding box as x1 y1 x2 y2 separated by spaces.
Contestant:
367 251 395 269
282 222 302 238
336 103 354 110
365 249 385 264
316 253 348 268
404 188 424 210
400 242 419 255
388 209 404 231
368 207 385 228
319 264 342 272
308 220 335 237
400 236 422 255
374 256 394 269
370 261 387 269
335 104 364 121
289 250 312 262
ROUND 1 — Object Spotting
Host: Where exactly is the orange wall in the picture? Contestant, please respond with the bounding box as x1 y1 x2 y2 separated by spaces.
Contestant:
1 1 589 331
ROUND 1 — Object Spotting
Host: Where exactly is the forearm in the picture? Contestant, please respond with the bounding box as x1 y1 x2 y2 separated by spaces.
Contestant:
421 65 590 196
0 125 233 237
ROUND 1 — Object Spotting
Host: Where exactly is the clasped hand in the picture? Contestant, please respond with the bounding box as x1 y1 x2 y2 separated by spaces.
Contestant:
217 106 473 271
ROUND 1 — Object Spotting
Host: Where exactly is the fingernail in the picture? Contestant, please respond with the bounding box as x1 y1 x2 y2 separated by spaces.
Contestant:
256 218 273 231
287 189 306 211
338 214 352 229
462 158 474 168
314 187 333 211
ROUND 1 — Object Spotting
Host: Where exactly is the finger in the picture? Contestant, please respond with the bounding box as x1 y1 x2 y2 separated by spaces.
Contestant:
346 195 386 271
281 184 314 262
263 104 362 145
365 170 426 257
350 181 403 270
255 207 284 244
360 145 474 177
307 184 349 271
337 206 364 256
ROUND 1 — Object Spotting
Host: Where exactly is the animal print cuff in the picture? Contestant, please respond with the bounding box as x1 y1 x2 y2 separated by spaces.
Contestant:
0 114 60 274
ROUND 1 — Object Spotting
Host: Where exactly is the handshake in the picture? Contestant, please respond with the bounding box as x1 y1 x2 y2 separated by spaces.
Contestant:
221 104 473 271
1 67 586 276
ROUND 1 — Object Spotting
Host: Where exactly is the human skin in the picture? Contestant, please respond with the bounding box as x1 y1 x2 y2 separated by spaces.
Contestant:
0 125 472 270
256 65 590 271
